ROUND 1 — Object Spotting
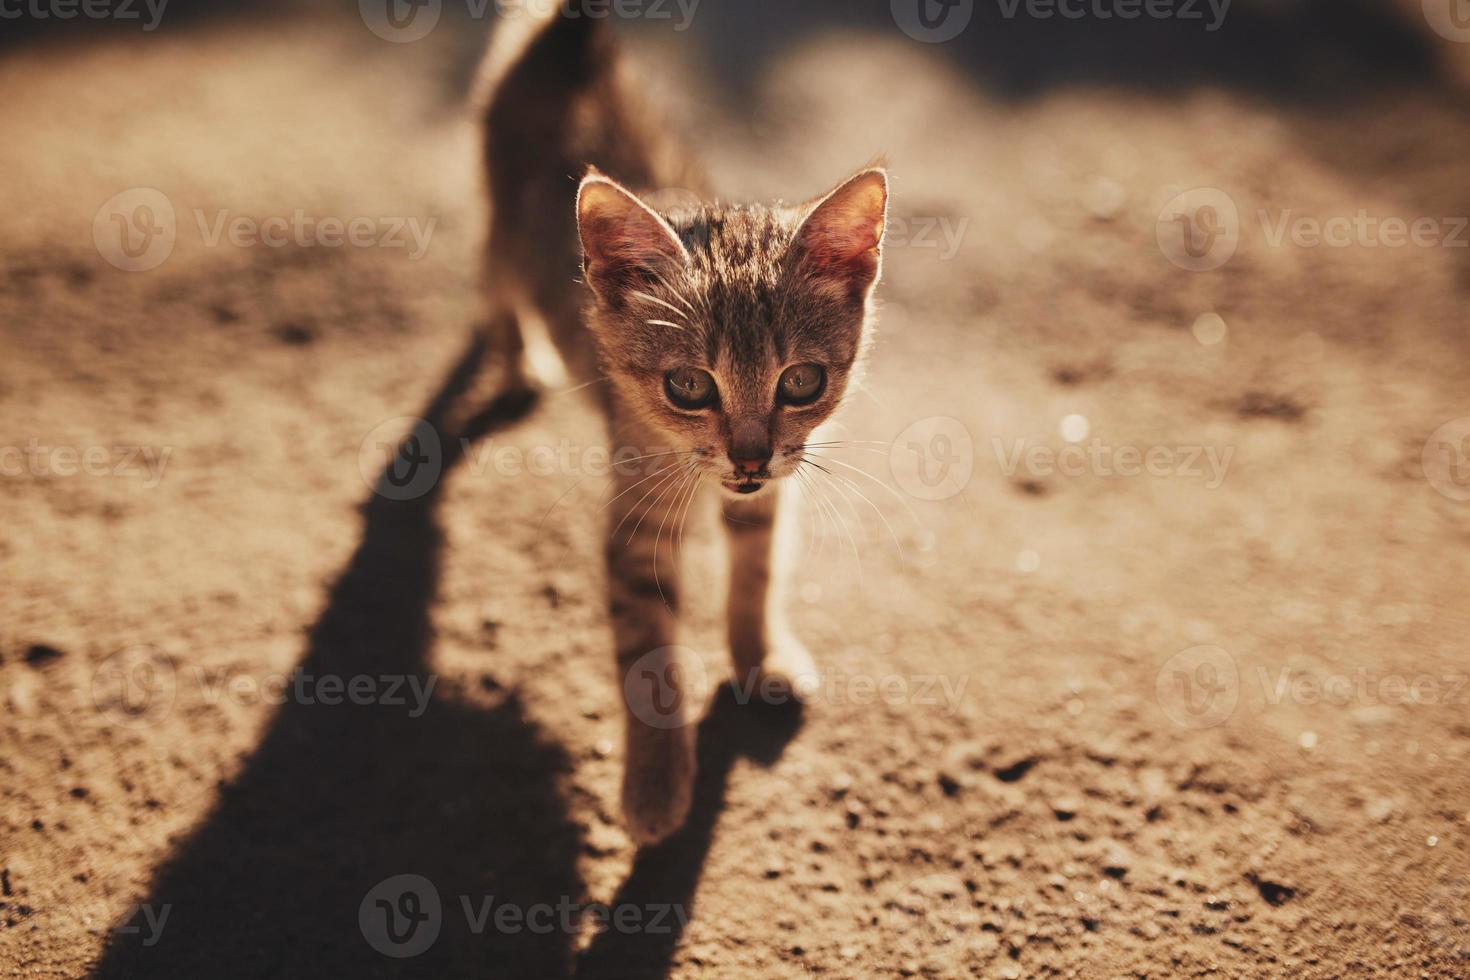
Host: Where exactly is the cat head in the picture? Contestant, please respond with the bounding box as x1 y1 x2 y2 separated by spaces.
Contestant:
576 166 888 498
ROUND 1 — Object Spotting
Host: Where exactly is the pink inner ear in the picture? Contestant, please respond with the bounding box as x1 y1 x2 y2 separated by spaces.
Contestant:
797 171 888 285
578 178 686 276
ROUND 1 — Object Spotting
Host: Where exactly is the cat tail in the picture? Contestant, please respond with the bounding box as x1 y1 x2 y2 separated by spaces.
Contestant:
474 10 621 392
474 8 609 151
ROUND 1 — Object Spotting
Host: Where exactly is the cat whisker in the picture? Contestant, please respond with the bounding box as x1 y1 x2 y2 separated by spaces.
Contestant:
802 455 906 566
808 465 864 583
598 452 698 513
544 374 613 397
673 460 703 562
799 467 834 558
798 465 839 563
803 440 893 450
645 319 685 331
610 461 685 540
805 464 858 578
654 464 700 608
628 288 693 320
627 459 693 549
804 450 925 532
534 477 589 537
790 470 819 560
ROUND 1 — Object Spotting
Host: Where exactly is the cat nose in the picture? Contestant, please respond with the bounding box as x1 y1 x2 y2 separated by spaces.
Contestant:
730 454 769 477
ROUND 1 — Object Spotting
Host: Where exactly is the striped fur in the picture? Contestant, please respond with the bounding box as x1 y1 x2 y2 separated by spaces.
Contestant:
479 10 885 845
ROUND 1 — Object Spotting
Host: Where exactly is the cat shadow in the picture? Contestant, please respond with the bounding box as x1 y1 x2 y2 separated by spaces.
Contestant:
576 686 804 980
91 336 586 979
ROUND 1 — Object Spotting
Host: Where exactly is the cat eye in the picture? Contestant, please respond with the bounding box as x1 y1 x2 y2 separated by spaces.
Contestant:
777 363 826 406
664 367 717 410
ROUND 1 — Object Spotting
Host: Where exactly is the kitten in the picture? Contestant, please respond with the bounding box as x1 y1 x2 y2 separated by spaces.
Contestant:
476 9 888 844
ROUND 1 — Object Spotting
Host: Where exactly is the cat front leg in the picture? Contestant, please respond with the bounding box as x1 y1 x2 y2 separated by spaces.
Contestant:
723 485 819 705
607 454 701 846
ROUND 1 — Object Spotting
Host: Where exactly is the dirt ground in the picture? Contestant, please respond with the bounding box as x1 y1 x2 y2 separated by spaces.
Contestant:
2 2 1469 977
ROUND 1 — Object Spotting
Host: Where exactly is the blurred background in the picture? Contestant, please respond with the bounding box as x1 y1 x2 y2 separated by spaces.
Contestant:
3 1 1468 977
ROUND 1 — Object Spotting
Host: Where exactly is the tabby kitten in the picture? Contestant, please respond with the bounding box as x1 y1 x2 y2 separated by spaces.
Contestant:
477 9 888 844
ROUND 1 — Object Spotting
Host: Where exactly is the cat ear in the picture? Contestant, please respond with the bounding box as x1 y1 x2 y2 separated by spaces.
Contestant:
576 171 688 303
793 168 889 302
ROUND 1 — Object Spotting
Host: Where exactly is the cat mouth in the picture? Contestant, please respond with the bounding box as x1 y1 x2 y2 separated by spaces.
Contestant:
721 478 767 496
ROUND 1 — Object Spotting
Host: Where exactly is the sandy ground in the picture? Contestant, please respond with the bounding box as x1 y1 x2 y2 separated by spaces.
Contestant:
2 2 1469 977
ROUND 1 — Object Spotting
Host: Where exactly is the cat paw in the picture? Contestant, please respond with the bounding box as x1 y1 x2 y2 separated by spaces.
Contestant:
621 726 696 846
735 634 820 705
